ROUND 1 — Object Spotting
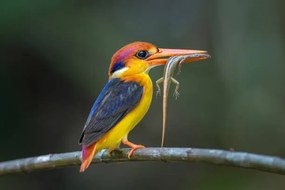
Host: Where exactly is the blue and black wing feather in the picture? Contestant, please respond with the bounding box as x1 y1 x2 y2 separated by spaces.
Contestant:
79 78 143 147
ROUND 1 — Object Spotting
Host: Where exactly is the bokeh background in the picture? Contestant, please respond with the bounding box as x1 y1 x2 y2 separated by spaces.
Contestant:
1 0 285 189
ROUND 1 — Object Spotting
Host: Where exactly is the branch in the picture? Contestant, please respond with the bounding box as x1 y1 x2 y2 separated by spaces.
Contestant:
0 148 285 176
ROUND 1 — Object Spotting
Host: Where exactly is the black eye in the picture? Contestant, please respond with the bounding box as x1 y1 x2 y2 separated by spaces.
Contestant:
136 50 149 59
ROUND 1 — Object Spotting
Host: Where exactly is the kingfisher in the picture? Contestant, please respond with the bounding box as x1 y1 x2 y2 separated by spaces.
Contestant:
79 42 208 172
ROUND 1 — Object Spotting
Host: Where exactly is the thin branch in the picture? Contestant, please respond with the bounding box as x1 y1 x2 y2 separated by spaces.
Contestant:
0 148 285 176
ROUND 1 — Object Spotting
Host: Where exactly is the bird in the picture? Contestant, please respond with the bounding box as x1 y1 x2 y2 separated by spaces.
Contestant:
78 41 208 172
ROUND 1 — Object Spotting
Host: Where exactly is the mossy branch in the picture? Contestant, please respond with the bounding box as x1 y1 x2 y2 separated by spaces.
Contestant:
0 147 285 176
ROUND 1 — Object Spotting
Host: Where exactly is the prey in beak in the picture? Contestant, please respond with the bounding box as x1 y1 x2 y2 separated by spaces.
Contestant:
147 48 210 66
153 49 210 148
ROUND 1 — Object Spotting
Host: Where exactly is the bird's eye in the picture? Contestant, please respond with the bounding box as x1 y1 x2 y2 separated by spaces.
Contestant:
136 50 149 59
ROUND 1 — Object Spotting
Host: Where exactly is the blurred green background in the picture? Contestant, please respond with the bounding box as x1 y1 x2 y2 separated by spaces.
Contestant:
1 0 285 189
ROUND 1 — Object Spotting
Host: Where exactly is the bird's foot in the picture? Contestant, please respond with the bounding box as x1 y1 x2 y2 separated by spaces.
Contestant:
128 144 145 159
122 139 145 159
109 147 121 155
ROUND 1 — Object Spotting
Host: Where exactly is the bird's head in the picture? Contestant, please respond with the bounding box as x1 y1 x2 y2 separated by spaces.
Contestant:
109 42 208 78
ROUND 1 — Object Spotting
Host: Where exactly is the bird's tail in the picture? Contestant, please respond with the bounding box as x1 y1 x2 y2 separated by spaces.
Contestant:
80 144 97 172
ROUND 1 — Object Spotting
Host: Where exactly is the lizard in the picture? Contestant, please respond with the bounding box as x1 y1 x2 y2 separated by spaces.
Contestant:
156 53 210 147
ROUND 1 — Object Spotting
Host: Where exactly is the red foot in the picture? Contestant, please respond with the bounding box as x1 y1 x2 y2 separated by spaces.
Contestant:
122 139 145 159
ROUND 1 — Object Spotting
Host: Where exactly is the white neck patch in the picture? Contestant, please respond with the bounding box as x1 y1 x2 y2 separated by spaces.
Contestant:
111 67 129 78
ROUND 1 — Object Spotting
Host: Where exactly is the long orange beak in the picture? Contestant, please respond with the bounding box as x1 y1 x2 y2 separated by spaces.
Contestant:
146 48 210 66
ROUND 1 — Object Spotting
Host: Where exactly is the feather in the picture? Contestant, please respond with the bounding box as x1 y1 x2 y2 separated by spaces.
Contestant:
79 78 143 146
80 144 96 172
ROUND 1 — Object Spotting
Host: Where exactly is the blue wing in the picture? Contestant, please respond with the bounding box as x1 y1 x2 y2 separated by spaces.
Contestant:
79 78 143 146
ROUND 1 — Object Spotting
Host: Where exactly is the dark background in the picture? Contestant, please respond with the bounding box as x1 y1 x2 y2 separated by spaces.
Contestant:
1 0 285 189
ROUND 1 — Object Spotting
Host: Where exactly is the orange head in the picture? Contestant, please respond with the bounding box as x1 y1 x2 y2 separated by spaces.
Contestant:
109 41 209 78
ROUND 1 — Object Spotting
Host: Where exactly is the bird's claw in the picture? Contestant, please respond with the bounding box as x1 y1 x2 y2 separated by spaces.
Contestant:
128 145 145 159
